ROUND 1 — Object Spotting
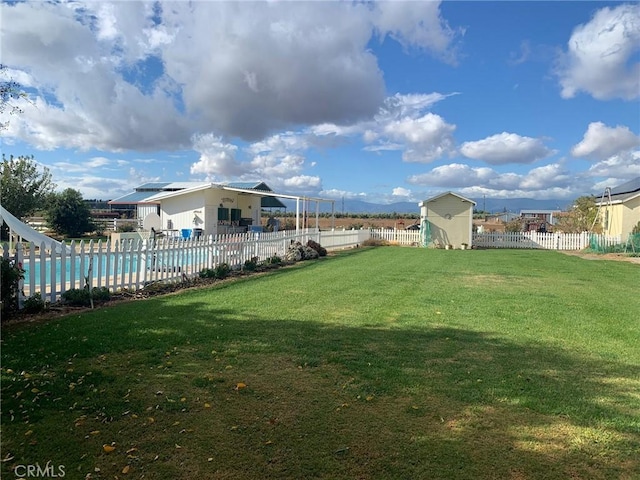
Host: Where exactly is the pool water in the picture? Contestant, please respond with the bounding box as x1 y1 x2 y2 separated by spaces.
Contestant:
23 253 140 286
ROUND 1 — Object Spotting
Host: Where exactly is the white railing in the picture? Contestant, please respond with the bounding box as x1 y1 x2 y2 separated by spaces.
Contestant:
473 231 622 250
1 228 374 306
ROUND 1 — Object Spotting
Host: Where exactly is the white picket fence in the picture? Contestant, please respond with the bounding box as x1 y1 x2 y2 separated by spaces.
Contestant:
1 228 374 307
473 231 621 250
4 227 619 310
370 228 421 245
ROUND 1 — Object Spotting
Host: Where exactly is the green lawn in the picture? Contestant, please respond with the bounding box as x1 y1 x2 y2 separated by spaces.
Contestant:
1 247 639 479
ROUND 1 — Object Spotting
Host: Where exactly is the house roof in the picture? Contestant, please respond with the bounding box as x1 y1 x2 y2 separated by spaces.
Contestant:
109 182 210 204
418 191 477 207
595 177 640 205
610 177 640 196
109 190 162 204
261 196 287 209
109 181 334 207
225 181 273 192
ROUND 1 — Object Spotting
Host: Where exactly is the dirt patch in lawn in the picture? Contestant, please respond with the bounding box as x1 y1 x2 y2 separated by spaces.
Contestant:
559 251 640 264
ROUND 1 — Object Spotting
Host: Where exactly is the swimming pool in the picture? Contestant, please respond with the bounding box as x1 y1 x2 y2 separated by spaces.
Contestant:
23 253 141 286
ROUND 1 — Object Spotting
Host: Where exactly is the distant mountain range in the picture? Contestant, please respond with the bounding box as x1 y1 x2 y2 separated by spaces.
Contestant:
279 198 571 215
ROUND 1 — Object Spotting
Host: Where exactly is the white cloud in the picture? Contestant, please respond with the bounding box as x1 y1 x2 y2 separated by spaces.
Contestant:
392 187 412 197
585 150 640 178
281 175 322 192
190 134 245 180
408 162 580 199
556 4 640 100
320 189 367 200
0 1 461 150
571 122 640 160
373 1 461 64
408 163 497 188
460 132 554 165
383 113 456 163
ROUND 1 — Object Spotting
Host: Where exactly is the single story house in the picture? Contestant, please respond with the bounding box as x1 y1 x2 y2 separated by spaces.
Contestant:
109 182 333 237
419 192 476 248
595 177 640 239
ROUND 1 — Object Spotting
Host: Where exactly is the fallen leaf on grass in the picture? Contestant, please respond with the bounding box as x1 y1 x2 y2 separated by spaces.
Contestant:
234 382 247 391
122 465 130 474
102 444 116 453
204 403 211 408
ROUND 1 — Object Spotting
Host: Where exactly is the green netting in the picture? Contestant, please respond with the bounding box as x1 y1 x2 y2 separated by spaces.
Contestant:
589 233 640 253
420 220 432 248
624 233 640 253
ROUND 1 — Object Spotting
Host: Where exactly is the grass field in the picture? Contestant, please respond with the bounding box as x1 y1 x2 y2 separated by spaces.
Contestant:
1 247 639 479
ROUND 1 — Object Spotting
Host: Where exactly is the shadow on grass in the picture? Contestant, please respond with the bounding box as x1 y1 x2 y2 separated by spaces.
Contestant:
2 296 639 479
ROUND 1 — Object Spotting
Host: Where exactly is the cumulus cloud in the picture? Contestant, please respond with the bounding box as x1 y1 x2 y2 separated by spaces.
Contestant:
373 1 462 64
383 113 457 163
460 132 554 165
392 187 412 197
315 93 458 163
408 162 580 199
0 1 461 149
585 150 640 178
320 189 368 200
556 4 640 100
190 134 245 180
571 122 640 160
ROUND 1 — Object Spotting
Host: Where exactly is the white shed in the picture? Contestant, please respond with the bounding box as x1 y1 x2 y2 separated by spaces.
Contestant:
419 192 476 248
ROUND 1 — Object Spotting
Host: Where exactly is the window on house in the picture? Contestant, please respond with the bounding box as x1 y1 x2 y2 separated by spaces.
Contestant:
218 207 229 221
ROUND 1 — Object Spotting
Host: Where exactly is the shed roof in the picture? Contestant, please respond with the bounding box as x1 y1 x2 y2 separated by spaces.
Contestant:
418 191 476 207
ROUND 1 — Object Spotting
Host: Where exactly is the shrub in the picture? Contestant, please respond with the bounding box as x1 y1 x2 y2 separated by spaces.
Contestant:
117 223 136 233
362 238 389 247
214 263 230 279
243 257 259 272
92 287 111 303
61 287 110 307
199 268 216 279
23 292 46 314
265 255 282 265
1 257 24 319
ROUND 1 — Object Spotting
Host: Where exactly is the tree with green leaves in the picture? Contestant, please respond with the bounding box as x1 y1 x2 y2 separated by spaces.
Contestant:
45 189 96 238
555 195 600 233
1 154 56 239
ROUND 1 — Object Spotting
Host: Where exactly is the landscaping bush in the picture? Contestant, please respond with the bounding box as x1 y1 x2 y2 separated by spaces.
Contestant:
61 287 110 307
265 255 282 265
362 238 389 247
117 223 136 233
243 256 259 272
214 263 230 279
1 257 24 320
199 268 216 279
22 292 46 314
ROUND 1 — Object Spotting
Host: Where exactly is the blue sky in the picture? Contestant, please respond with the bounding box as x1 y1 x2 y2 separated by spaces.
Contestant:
1 1 638 204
